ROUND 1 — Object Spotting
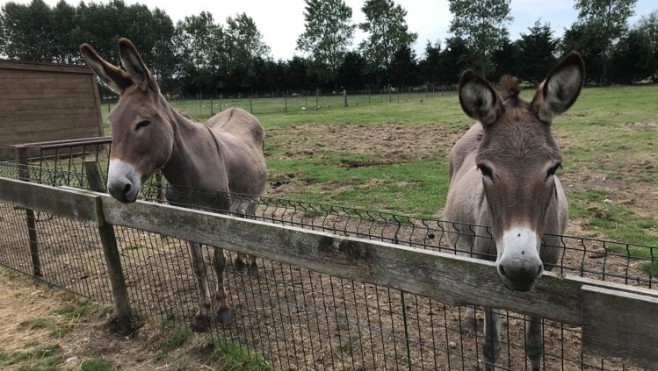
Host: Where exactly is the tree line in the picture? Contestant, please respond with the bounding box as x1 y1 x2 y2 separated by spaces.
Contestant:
1 0 656 97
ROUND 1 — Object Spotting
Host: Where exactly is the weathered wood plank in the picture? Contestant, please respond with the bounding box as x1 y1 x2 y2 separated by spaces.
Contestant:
0 62 103 160
100 196 584 325
582 285 658 370
0 108 98 124
0 178 100 226
0 61 91 74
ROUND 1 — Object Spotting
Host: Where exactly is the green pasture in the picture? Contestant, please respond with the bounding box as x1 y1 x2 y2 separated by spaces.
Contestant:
102 86 658 250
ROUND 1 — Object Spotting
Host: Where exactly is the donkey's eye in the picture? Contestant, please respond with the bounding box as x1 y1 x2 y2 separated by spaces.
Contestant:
477 164 493 179
546 163 562 178
135 120 151 131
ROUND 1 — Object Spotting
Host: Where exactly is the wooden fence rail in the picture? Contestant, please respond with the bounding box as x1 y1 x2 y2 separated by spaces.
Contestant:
0 176 656 369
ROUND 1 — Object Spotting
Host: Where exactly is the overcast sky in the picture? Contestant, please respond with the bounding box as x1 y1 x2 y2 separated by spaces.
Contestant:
2 0 656 60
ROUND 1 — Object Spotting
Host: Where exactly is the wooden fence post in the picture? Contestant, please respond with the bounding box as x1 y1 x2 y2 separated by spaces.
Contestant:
97 206 134 335
84 160 105 193
343 89 348 107
15 146 42 278
84 162 134 334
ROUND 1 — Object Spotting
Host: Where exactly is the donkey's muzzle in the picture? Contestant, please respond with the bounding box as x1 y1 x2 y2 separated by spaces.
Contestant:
498 263 543 292
496 226 544 291
108 180 138 203
107 159 141 203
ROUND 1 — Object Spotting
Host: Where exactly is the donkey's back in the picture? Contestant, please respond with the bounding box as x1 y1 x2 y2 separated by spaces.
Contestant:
207 107 265 150
205 107 267 202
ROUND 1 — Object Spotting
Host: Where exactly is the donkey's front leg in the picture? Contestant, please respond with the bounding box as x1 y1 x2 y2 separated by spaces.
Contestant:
232 200 258 277
212 247 232 325
483 307 501 371
525 316 543 371
189 242 212 332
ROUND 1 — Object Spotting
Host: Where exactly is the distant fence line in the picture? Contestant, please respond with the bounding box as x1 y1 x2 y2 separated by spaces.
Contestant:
1 150 658 369
100 85 459 117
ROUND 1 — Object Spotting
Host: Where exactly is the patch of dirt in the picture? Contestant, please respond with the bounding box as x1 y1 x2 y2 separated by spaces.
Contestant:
0 269 216 370
267 122 464 162
619 122 658 130
560 167 658 231
267 122 466 195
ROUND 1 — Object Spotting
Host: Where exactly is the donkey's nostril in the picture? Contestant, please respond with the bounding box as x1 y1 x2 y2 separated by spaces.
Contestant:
123 183 132 194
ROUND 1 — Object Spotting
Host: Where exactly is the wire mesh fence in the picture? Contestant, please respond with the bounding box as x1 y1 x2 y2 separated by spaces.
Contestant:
101 87 459 119
0 150 656 370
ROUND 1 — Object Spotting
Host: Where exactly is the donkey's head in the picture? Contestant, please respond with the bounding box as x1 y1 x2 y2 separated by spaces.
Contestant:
81 38 173 203
458 53 584 291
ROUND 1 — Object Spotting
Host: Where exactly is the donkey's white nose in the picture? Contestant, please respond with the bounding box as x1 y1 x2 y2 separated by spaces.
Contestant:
107 159 141 203
496 227 543 291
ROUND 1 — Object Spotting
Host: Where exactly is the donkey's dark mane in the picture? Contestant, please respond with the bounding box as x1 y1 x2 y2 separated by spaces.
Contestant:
498 74 521 101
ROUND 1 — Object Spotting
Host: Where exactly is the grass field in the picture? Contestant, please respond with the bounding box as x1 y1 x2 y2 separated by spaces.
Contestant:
102 86 658 249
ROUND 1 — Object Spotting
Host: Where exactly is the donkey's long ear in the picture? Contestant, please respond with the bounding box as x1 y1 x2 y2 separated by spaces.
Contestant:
532 52 585 124
117 38 158 92
80 43 133 94
459 70 503 126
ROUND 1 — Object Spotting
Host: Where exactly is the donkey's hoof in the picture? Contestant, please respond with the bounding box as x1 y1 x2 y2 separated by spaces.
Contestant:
191 315 212 333
232 258 246 272
217 308 233 326
247 265 259 277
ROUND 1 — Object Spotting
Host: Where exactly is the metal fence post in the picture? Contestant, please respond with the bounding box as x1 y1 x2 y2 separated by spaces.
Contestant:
15 146 42 278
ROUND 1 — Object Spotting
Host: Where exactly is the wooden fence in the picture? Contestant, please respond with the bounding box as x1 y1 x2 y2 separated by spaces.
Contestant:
0 176 657 370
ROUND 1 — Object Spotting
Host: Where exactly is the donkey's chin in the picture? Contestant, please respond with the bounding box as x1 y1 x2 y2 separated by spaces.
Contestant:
498 270 542 292
108 186 140 203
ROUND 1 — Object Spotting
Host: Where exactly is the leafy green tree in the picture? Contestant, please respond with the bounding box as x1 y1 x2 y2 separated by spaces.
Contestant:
609 11 658 83
635 10 658 81
561 23 605 83
418 41 442 86
448 0 512 76
516 20 559 83
490 36 519 81
440 36 476 85
389 45 417 89
225 13 271 91
573 0 637 83
175 11 225 95
0 0 55 61
609 28 654 83
337 51 367 90
51 0 77 63
296 0 355 85
359 0 417 84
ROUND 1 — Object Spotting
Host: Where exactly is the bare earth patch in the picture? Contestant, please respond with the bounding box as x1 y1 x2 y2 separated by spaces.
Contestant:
267 122 465 195
267 122 464 162
0 269 214 370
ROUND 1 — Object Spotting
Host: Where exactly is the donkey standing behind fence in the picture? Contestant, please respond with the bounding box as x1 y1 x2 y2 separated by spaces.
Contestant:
80 38 267 329
444 53 585 370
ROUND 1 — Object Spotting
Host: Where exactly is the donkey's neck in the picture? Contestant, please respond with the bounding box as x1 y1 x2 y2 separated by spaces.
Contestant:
160 105 225 190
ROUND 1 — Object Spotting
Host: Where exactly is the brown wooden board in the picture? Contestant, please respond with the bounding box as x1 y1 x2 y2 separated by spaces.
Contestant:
0 60 103 160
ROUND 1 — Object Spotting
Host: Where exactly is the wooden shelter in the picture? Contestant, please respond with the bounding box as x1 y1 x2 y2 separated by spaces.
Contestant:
0 60 103 160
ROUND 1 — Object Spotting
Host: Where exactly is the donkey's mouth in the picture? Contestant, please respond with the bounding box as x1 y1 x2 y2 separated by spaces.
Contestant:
498 266 542 292
109 186 139 203
107 159 142 203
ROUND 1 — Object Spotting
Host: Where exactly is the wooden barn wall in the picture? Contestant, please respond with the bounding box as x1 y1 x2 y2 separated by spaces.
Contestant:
0 61 103 160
